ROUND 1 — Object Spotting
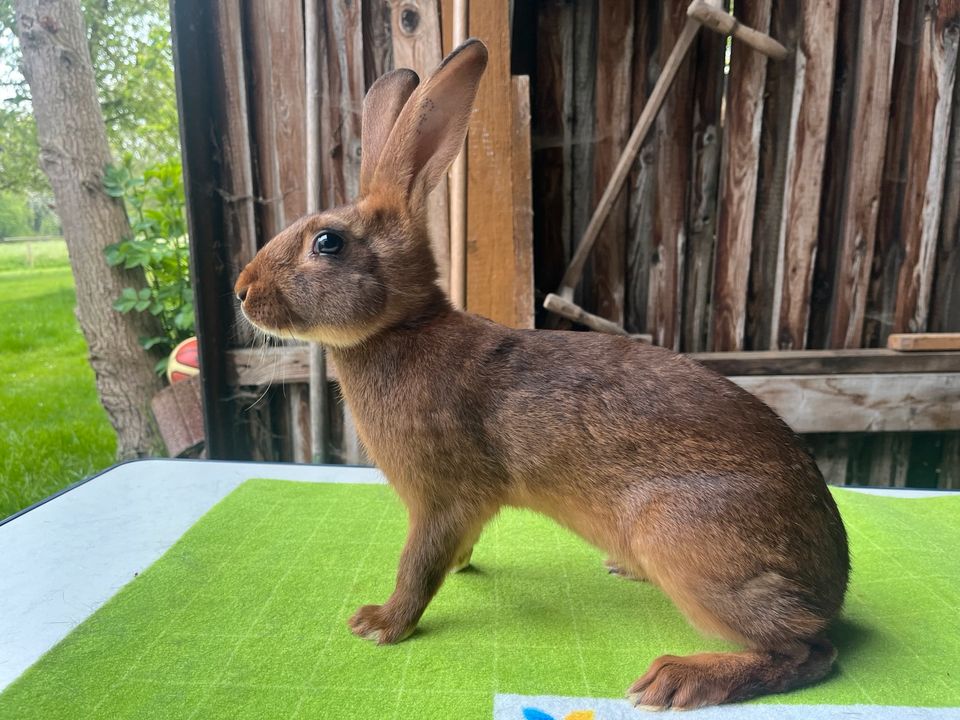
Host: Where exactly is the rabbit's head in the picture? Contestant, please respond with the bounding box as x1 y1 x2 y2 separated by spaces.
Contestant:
235 39 488 347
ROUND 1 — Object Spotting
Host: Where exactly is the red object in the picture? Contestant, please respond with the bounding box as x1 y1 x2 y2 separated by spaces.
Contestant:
166 337 200 384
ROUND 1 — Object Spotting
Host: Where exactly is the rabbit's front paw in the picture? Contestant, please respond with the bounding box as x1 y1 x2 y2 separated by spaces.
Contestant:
348 604 414 645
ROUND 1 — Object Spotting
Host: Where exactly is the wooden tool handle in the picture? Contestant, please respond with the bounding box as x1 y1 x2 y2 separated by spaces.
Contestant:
688 1 788 60
543 294 652 342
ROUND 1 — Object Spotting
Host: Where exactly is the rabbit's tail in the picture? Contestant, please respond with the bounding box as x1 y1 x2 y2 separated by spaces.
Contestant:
627 637 836 709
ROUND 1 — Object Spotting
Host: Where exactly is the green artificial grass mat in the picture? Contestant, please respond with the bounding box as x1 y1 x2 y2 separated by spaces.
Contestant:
2 480 958 719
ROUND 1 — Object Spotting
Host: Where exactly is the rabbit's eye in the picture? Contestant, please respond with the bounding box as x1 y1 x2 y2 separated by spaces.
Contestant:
312 231 344 256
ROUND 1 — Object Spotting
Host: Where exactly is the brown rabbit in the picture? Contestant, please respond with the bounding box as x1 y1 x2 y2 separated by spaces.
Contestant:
235 39 849 710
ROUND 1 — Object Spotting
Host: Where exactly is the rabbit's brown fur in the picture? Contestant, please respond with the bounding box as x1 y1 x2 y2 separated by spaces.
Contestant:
235 39 849 710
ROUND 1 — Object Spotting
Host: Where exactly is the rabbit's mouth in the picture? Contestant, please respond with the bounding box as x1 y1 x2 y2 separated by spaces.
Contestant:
239 300 387 349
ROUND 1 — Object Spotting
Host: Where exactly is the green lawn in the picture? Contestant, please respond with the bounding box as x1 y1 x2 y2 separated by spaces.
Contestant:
0 240 116 519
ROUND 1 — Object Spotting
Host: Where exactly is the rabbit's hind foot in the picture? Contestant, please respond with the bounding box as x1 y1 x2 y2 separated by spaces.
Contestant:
627 638 836 709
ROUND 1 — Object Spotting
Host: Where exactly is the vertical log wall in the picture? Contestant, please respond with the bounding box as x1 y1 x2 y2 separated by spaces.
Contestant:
173 0 960 487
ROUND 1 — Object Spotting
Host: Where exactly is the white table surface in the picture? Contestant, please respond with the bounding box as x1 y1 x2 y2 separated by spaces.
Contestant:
0 458 386 690
0 459 948 694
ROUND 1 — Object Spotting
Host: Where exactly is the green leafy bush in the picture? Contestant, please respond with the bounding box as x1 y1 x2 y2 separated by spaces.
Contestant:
103 156 193 375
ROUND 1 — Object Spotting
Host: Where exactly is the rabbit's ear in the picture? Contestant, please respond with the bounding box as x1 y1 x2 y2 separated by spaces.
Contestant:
372 39 488 207
360 68 420 196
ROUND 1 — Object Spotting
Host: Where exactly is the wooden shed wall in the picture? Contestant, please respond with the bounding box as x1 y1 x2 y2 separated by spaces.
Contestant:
172 0 960 488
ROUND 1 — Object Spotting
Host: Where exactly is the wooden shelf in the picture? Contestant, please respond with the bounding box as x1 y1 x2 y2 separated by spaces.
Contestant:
226 346 960 434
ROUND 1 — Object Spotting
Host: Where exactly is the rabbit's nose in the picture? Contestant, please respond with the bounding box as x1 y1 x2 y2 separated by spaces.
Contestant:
236 285 248 302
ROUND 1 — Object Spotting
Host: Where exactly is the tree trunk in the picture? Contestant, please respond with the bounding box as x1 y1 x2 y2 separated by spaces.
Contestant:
14 0 164 457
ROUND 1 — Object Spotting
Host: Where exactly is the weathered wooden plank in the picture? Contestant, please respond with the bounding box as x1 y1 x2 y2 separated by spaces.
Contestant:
828 0 900 348
211 2 258 349
681 7 725 351
931 37 960 335
746 0 798 351
625 0 660 336
229 346 335 386
245 2 283 238
930 46 960 491
647 0 696 350
905 433 948 487
362 0 392 89
531 0 574 312
321 0 365 206
228 349 960 433
770 0 837 350
465 0 519 325
585 0 633 325
274 0 313 462
804 434 852 485
940 435 960 488
245 0 307 232
868 0 923 348
288 383 311 464
511 75 534 330
710 0 772 351
893 0 960 334
246 0 309 463
689 349 960 376
849 434 912 487
390 0 450 294
229 345 960 386
731 373 960 433
568 0 597 307
269 0 307 224
807 0 859 349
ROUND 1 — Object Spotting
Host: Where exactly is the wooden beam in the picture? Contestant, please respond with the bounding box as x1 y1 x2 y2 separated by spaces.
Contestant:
585 0 634 325
893 0 960 334
888 333 960 351
731 373 960 433
931 29 960 335
710 0 772 351
246 0 307 234
869 0 923 348
465 0 519 326
228 346 960 385
746 0 797 351
807 0 859 349
248 0 311 464
682 10 725 351
828 0 899 348
532 0 574 313
511 74 535 329
362 0 393 89
227 348 960 434
625 0 660 336
691 348 960 375
647 0 698 350
321 0 365 205
171 0 248 459
228 348 337 389
770 0 838 350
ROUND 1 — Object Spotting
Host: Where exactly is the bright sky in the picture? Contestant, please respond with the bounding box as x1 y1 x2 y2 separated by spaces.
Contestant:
0 25 25 103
